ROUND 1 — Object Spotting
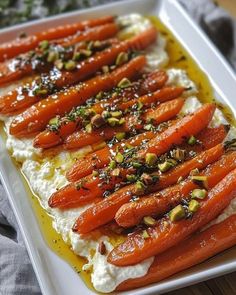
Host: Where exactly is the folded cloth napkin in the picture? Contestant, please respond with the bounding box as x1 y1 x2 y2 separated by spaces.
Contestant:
0 1 235 294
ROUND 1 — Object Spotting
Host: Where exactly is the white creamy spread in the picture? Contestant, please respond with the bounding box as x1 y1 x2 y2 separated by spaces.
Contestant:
1 13 236 293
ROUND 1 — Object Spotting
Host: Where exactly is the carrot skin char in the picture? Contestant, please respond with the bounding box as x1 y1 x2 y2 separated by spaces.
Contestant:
108 167 236 266
117 214 236 291
10 56 146 138
115 150 236 228
0 16 115 61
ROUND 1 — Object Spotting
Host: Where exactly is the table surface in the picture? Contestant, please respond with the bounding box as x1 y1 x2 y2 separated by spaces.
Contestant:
168 1 236 294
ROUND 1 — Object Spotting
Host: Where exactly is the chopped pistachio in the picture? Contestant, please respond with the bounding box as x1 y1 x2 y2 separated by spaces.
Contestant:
49 117 59 126
115 132 126 141
188 199 200 213
142 230 150 239
39 40 49 50
145 153 157 166
190 168 200 176
126 174 136 182
115 52 128 66
34 87 48 96
109 160 116 169
87 41 94 51
135 180 146 194
112 168 121 177
101 110 111 119
137 100 143 110
111 111 122 118
169 204 185 222
115 152 124 163
94 40 102 48
91 114 105 128
119 117 125 125
47 51 59 63
144 124 154 131
158 161 174 173
107 117 120 127
65 60 76 71
188 135 197 145
92 170 99 177
132 162 142 168
55 59 64 70
191 188 207 200
80 49 92 57
85 123 92 133
191 175 208 189
102 65 109 74
73 52 81 61
118 77 131 88
143 216 156 226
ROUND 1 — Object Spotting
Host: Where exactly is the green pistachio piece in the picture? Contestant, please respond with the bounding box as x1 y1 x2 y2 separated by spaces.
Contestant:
145 153 157 166
191 188 207 200
111 111 122 118
126 174 136 182
188 199 200 213
191 175 208 189
85 123 92 133
55 59 64 70
64 60 76 71
115 152 124 163
135 180 146 194
107 117 120 127
109 160 116 169
188 135 197 145
143 216 156 226
158 161 174 173
92 170 99 177
39 40 49 50
117 77 131 88
47 51 59 63
112 168 121 177
169 204 185 222
142 230 150 239
115 132 126 141
115 52 128 66
49 117 59 126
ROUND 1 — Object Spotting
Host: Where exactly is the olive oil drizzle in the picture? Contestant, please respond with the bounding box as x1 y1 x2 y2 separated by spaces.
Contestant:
0 15 235 293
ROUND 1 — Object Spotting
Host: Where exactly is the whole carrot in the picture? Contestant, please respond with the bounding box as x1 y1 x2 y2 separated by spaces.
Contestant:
66 125 227 181
115 150 236 228
0 23 119 88
10 56 146 137
48 99 184 209
117 214 236 291
72 142 226 234
0 16 114 61
108 167 236 266
64 98 184 150
137 103 216 159
33 71 170 149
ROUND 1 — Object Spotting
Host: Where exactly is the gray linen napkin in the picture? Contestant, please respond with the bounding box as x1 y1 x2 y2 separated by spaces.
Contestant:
0 0 236 294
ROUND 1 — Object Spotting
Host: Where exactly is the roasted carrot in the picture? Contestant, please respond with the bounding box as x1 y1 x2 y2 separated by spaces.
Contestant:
49 99 184 209
33 71 170 149
115 150 236 228
10 56 146 137
0 16 114 61
66 125 227 181
108 167 236 266
72 142 227 234
66 131 155 181
137 103 216 159
0 23 119 88
64 98 184 150
117 214 236 291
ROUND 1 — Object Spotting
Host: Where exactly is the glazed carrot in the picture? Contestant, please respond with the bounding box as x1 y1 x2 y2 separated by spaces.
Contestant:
137 103 216 158
0 16 114 61
108 167 236 266
33 71 170 149
0 23 119 87
117 214 236 291
66 125 227 181
64 98 184 150
72 141 227 234
66 131 155 181
115 150 236 228
10 56 146 137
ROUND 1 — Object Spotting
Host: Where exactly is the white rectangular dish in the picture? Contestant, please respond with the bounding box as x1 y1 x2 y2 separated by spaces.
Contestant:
0 0 236 294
